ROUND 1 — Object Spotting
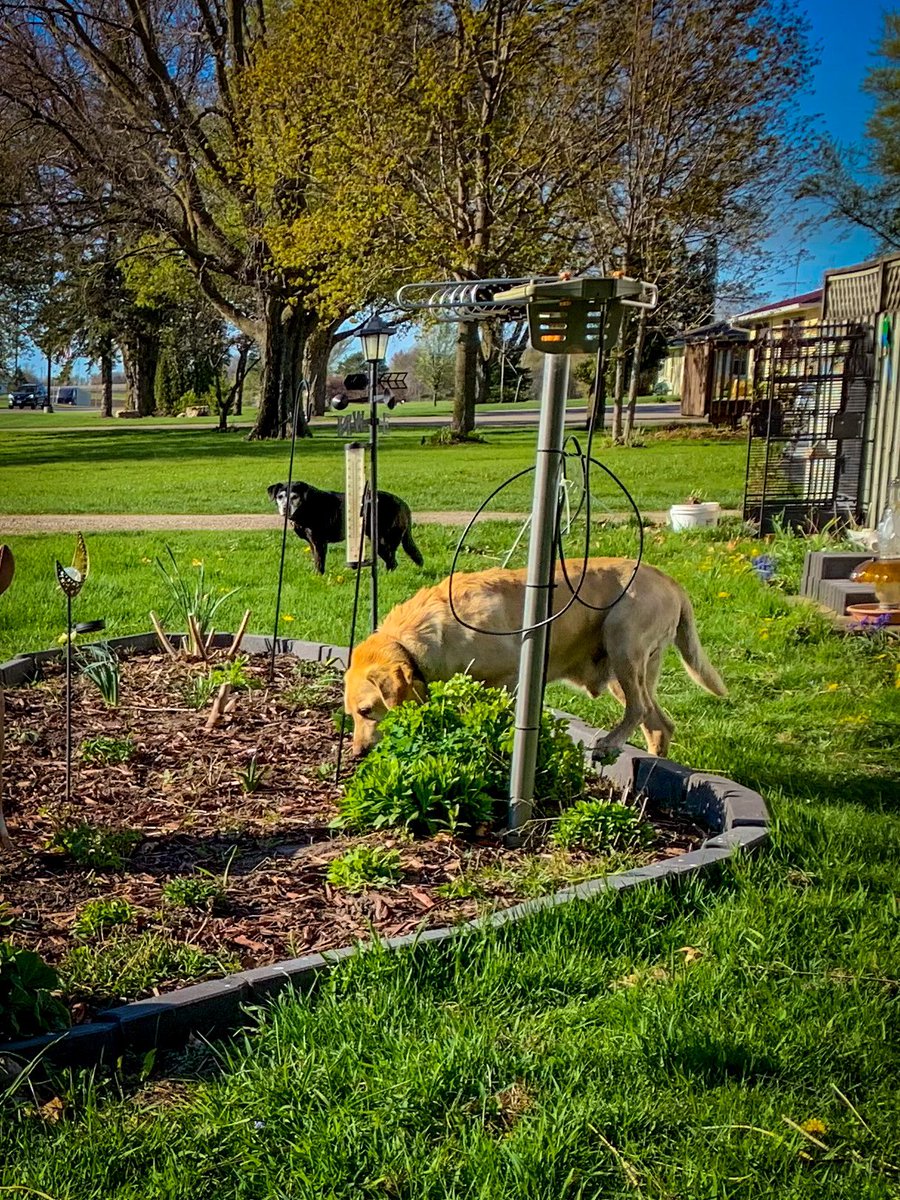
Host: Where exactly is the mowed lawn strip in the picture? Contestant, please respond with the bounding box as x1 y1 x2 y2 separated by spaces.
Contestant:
0 424 746 514
2 524 898 1197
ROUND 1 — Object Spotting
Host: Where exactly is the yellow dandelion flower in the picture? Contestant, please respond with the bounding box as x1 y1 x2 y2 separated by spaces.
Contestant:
281 614 295 623
825 682 839 692
140 556 152 564
759 631 769 640
335 575 345 584
717 591 730 599
191 558 203 567
800 1118 827 1136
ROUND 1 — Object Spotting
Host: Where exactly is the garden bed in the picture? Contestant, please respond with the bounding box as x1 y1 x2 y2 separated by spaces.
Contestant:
0 644 708 1032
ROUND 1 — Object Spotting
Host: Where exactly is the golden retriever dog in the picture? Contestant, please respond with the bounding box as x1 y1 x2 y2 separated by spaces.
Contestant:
344 557 725 758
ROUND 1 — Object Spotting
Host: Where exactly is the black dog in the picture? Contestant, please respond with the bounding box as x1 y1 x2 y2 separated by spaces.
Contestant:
267 481 425 575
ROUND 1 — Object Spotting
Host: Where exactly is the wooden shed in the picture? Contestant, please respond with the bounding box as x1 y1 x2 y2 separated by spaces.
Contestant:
673 321 750 425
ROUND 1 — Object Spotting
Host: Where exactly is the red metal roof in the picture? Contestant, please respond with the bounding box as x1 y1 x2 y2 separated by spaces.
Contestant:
735 289 822 320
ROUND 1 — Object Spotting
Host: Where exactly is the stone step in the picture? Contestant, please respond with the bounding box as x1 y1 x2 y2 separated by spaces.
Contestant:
817 578 877 615
802 551 873 598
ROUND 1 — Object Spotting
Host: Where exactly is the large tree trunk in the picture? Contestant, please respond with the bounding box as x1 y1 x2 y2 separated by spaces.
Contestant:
253 297 313 440
623 310 647 446
477 322 499 406
100 342 113 417
121 332 160 416
610 323 627 443
304 318 338 419
452 321 479 436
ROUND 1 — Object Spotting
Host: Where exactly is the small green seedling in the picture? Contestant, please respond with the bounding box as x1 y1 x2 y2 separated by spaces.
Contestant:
73 897 136 939
326 845 403 893
79 735 134 765
47 821 142 870
237 756 267 794
162 873 227 913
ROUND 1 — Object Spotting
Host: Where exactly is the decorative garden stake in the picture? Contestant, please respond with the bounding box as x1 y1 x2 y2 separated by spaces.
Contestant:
0 544 15 848
55 532 89 803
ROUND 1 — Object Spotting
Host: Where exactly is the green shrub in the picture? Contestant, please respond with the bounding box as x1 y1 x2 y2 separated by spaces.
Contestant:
73 897 136 939
162 875 227 913
338 675 585 835
326 846 403 893
47 822 143 870
79 735 134 765
549 797 654 852
0 943 68 1037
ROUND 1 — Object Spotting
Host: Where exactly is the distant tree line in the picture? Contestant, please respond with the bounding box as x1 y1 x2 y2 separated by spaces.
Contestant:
0 0 811 439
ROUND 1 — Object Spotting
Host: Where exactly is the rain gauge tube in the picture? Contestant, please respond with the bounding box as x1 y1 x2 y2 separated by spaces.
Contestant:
345 442 367 568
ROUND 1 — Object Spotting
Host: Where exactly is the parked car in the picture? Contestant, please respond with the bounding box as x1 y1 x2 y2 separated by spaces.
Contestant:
8 384 48 409
54 386 85 406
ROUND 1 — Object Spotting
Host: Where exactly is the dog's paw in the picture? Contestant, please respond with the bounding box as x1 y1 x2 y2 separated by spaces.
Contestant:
590 736 624 765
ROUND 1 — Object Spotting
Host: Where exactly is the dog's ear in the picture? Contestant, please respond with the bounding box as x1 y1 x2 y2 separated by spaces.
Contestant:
369 661 416 710
266 483 282 500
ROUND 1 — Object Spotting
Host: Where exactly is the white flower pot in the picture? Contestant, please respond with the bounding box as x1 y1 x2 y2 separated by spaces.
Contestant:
669 502 721 531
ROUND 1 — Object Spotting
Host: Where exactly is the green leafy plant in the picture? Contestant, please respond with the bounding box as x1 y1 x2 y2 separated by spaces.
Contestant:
47 822 142 870
550 797 654 852
155 545 238 640
284 659 343 708
73 897 136 939
79 735 135 765
338 675 585 835
78 642 121 706
0 942 69 1037
434 874 485 900
184 656 257 709
326 846 403 893
162 874 227 913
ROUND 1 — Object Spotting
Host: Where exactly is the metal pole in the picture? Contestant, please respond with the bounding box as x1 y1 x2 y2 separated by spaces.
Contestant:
65 592 72 803
369 359 379 632
269 380 306 683
508 352 570 838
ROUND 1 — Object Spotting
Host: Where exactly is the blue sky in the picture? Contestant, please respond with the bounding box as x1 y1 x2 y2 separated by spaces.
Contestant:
753 0 887 304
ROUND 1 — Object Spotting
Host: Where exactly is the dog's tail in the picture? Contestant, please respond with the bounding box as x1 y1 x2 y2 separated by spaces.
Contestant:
401 524 424 567
674 595 727 696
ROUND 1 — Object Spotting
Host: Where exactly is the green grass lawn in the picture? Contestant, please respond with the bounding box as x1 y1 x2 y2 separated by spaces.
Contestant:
1 521 899 1196
0 425 744 514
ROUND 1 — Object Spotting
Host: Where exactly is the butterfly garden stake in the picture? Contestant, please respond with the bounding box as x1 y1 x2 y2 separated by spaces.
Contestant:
56 533 89 803
0 544 15 847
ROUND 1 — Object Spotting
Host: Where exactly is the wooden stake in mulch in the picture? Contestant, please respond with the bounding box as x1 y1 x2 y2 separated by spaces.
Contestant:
0 544 14 849
150 610 178 659
227 610 252 659
206 683 232 730
187 613 208 661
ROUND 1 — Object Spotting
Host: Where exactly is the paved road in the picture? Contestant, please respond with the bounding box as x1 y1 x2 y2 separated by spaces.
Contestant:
1 402 687 431
354 403 685 428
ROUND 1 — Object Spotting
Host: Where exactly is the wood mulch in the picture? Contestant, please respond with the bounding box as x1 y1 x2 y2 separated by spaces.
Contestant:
0 652 704 1025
